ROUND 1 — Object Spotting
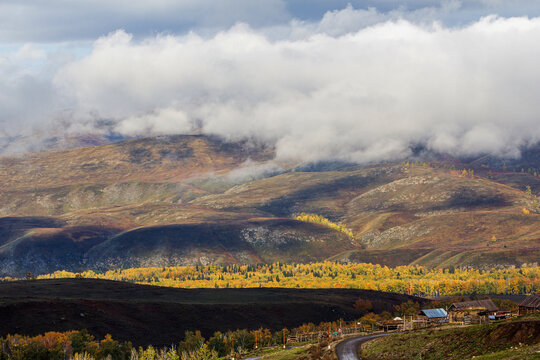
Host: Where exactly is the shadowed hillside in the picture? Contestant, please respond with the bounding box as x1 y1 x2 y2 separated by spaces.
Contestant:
0 278 427 346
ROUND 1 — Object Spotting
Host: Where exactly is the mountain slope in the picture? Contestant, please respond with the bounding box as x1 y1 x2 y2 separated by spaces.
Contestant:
0 135 273 191
0 135 538 276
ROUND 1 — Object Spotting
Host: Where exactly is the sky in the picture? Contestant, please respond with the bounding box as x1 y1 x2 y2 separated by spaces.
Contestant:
1 0 540 162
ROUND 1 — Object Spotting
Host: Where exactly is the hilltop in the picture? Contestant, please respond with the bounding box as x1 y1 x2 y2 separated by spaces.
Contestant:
0 135 539 276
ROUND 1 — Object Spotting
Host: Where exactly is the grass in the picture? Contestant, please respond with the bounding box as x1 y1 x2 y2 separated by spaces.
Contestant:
247 344 313 360
261 347 310 360
360 317 540 360
470 343 540 360
243 340 339 360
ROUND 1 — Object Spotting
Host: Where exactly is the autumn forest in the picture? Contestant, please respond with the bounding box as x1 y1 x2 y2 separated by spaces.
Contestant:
23 262 539 297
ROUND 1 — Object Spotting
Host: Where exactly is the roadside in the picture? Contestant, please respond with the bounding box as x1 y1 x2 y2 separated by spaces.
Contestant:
241 341 338 360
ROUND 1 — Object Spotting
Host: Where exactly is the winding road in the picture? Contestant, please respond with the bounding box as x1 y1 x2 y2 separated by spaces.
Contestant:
335 333 391 360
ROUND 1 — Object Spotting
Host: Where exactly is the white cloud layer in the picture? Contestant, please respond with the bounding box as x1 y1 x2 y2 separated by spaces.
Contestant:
1 4 540 163
51 15 540 162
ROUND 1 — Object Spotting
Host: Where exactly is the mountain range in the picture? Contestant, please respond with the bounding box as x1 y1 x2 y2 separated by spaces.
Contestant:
0 135 539 277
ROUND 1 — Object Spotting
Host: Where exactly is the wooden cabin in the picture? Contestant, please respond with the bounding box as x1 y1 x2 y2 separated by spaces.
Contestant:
418 308 448 324
519 294 540 315
378 319 402 332
448 299 498 324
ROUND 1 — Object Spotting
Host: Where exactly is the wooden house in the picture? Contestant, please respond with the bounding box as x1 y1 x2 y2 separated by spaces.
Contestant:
519 294 540 315
418 308 448 324
378 319 402 332
448 299 498 324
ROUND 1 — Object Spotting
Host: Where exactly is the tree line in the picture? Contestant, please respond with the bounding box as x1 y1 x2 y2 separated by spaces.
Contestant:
27 262 540 297
0 317 365 360
294 213 355 239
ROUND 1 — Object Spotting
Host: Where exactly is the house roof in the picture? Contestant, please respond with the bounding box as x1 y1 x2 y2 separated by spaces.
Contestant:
519 294 540 309
449 299 498 312
420 308 448 318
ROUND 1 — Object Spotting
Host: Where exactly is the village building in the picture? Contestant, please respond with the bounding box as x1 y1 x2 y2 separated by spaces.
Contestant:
418 308 448 324
491 310 514 320
378 319 402 332
448 299 498 324
519 294 540 315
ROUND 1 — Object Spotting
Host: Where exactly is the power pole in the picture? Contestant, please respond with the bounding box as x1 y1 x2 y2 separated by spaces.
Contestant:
282 329 286 349
231 338 235 360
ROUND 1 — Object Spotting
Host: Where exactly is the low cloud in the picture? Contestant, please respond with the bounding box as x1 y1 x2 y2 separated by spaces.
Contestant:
226 159 284 182
52 16 540 163
116 108 192 136
2 5 540 163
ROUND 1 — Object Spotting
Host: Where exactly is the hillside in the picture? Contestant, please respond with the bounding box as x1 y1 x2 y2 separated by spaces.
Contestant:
0 135 539 276
0 278 426 346
360 316 540 360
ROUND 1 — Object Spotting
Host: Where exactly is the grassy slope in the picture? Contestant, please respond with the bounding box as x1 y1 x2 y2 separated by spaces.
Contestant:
246 343 337 360
338 167 539 267
470 344 540 360
0 135 273 191
361 316 540 360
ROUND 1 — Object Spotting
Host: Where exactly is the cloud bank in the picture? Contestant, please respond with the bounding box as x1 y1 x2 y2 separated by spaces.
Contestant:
54 16 540 162
1 4 540 163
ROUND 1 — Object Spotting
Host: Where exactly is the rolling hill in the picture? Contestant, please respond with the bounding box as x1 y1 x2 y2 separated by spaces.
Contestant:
0 278 426 346
0 135 539 276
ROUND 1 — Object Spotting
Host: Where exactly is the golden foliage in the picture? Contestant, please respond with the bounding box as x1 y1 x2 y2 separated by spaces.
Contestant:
295 213 355 239
28 262 540 297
